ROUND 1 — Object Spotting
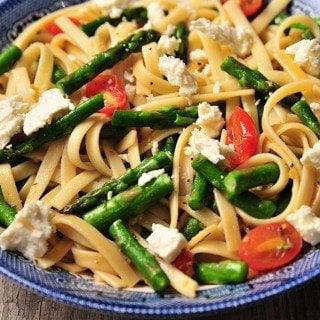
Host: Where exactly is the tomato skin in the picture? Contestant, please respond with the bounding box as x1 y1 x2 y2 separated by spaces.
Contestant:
172 248 195 277
238 221 303 271
221 0 263 17
85 74 127 117
226 106 259 168
45 17 82 35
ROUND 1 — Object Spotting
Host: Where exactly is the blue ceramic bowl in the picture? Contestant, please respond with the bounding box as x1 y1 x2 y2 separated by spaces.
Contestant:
1 0 320 316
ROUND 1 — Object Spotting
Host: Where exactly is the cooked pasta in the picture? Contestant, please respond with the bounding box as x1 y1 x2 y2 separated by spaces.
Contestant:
0 0 320 298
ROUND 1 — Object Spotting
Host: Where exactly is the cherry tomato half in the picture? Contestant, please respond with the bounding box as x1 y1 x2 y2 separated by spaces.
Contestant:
172 248 195 277
238 221 303 271
85 74 127 117
222 0 263 17
45 17 82 35
226 106 259 168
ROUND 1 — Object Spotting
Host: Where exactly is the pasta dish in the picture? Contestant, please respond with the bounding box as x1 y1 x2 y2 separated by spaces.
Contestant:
0 0 320 298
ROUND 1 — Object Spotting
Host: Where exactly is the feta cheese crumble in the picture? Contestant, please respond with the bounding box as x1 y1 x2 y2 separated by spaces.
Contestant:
0 201 54 260
158 55 198 96
189 18 253 58
285 39 320 77
138 168 165 186
23 88 75 136
185 128 233 165
0 95 29 149
196 102 225 138
146 224 188 262
300 141 320 169
157 35 180 56
147 2 165 26
286 205 320 245
109 6 122 18
189 49 207 61
310 102 320 113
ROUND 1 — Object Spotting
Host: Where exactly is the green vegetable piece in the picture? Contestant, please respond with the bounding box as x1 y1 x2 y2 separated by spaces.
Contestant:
172 22 189 62
99 123 127 139
226 192 276 219
223 162 280 195
64 150 173 213
181 217 202 241
0 44 22 76
57 30 160 95
291 100 320 137
80 7 148 36
191 155 227 191
160 136 177 154
111 106 198 129
109 219 169 292
220 56 299 107
188 173 211 210
192 155 277 219
0 188 16 227
83 173 174 231
0 93 104 163
51 64 67 84
194 260 248 284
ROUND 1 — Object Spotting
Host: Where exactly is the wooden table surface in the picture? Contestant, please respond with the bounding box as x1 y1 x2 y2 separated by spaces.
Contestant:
1 274 320 320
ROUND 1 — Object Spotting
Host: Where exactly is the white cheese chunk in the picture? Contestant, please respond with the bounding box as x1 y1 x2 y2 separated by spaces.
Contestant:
286 205 320 245
158 55 198 96
285 39 320 77
0 201 54 260
138 168 165 186
125 83 136 102
189 18 253 58
23 88 75 136
189 49 207 61
109 6 122 18
147 2 165 26
0 95 28 149
185 128 233 165
146 224 188 262
300 141 320 169
196 102 225 138
157 35 181 56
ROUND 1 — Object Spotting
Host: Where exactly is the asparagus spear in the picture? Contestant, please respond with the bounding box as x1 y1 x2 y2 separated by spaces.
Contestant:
188 173 211 210
57 30 160 95
220 56 299 106
291 100 320 137
0 44 22 76
161 136 177 154
83 173 174 232
192 155 277 219
0 188 16 227
109 219 169 292
223 162 280 196
172 22 189 63
51 63 67 84
194 260 248 284
181 217 202 241
0 93 104 163
80 7 148 37
111 106 198 129
64 150 173 213
99 123 127 139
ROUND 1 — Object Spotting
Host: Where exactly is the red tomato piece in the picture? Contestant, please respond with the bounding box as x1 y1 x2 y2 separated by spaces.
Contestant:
172 248 194 277
238 221 303 271
85 74 127 117
45 17 82 35
226 106 259 168
221 0 263 17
